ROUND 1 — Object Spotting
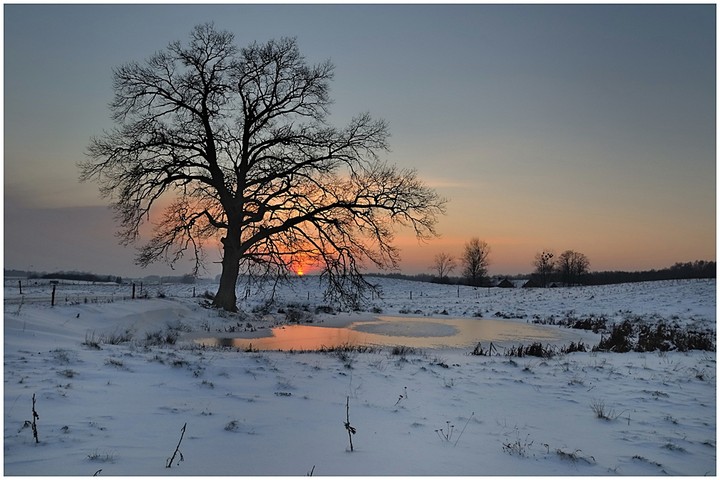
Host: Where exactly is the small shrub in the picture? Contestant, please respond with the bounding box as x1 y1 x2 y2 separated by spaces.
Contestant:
556 448 595 464
83 331 102 350
314 305 335 315
505 343 555 359
105 358 124 368
87 450 115 463
102 329 134 345
58 369 77 378
391 345 418 356
51 349 72 364
471 342 498 356
251 301 273 315
590 399 625 421
595 320 634 353
144 330 178 346
560 341 588 354
285 307 314 324
502 432 533 457
224 420 239 432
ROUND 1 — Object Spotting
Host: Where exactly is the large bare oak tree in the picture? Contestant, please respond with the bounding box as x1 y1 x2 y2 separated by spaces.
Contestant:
80 24 445 311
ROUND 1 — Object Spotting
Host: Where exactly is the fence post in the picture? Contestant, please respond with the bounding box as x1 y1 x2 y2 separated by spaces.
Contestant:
51 285 56 307
18 280 23 295
132 283 136 300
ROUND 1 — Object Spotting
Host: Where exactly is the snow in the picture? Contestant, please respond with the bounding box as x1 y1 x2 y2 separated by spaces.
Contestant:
3 277 716 475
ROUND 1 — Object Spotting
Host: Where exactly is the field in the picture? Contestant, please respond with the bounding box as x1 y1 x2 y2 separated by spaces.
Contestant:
3 277 716 475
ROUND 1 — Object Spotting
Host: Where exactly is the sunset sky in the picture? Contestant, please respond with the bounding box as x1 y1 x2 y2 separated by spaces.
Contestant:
4 4 716 278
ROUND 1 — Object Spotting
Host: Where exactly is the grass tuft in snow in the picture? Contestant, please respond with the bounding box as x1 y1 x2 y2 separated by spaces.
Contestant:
87 450 115 463
502 430 533 457
435 420 455 442
556 448 596 465
590 399 626 421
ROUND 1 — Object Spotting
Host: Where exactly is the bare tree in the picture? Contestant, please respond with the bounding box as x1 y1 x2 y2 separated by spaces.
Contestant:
557 250 590 286
431 252 456 283
461 238 490 286
532 250 555 287
80 24 446 311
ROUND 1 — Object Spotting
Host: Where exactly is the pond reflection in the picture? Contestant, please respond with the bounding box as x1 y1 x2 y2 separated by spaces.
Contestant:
194 316 573 351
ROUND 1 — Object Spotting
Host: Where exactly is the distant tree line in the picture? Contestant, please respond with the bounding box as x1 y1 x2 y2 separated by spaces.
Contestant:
530 252 715 287
579 261 715 285
142 274 197 284
5 270 199 285
26 271 123 284
369 258 715 287
531 249 590 287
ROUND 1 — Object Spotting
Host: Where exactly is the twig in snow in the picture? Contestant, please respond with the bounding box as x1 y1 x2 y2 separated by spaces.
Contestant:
165 422 187 468
31 393 39 443
344 396 356 452
435 420 456 443
394 386 408 406
93 469 102 476
453 412 474 447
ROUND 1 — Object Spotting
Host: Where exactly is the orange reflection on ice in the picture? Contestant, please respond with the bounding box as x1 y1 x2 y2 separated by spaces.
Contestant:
193 316 576 352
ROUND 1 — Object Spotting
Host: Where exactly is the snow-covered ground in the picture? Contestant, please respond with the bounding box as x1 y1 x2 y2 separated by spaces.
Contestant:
3 277 716 475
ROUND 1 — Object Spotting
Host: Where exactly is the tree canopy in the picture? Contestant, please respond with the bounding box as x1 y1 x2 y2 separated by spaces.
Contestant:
80 24 446 311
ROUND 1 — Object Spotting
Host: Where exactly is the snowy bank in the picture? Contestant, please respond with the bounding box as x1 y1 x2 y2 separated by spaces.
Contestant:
3 278 715 475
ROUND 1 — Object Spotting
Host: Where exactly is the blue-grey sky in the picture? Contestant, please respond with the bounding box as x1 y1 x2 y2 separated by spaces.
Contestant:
4 4 716 277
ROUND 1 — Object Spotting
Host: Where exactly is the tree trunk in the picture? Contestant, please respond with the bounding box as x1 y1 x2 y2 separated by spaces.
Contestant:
213 230 242 312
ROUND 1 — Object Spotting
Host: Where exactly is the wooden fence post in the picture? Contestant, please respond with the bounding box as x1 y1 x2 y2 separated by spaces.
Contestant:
51 285 56 307
18 280 23 295
132 283 136 299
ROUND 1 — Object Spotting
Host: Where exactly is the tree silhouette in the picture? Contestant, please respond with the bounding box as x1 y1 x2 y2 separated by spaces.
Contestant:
461 238 490 286
431 252 456 283
532 250 555 287
80 24 445 311
557 250 590 286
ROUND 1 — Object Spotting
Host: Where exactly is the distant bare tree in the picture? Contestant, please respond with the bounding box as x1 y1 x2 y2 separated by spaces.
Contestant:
461 238 490 286
532 250 555 287
557 250 590 286
80 24 446 311
431 252 456 282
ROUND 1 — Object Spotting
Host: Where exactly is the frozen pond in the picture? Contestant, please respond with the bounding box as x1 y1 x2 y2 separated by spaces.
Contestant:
193 315 595 351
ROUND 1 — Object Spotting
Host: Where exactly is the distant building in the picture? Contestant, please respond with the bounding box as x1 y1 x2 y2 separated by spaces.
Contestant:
522 278 543 288
496 278 515 288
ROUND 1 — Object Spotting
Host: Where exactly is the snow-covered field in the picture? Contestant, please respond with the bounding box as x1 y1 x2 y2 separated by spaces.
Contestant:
3 277 716 475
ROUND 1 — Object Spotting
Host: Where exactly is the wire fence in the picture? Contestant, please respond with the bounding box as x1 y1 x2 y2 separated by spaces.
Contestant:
4 280 200 307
